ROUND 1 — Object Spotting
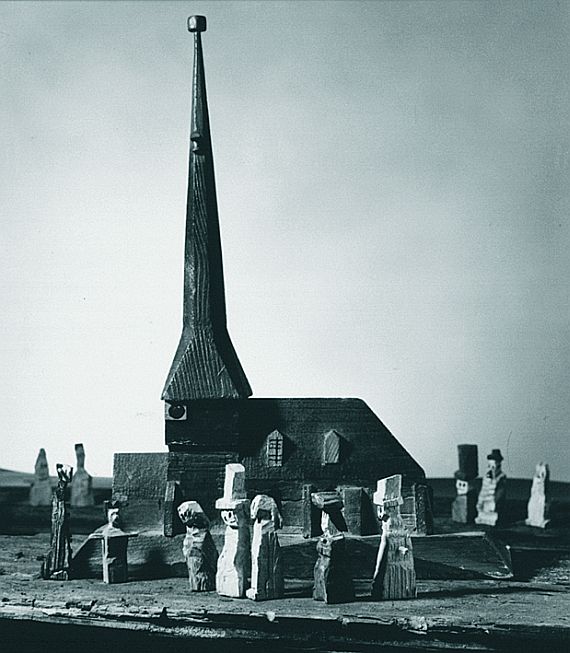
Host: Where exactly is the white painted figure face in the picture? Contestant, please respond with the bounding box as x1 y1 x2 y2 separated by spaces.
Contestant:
487 459 501 478
107 508 120 529
221 509 238 528
456 479 469 495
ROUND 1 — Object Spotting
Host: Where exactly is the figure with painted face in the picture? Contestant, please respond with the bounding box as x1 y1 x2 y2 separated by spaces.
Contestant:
246 494 284 601
475 449 507 527
372 474 416 600
451 444 478 523
215 464 251 597
178 500 218 590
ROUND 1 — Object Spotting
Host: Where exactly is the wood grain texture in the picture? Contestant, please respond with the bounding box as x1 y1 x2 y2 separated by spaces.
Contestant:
313 535 355 604
71 528 513 583
216 502 251 597
163 481 184 537
167 399 425 482
302 484 321 538
101 532 130 584
165 398 429 531
1 585 569 653
41 467 73 581
178 501 218 591
247 495 284 601
161 27 250 402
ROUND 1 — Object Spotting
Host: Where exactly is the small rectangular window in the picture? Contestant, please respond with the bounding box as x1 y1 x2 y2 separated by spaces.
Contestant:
266 430 284 467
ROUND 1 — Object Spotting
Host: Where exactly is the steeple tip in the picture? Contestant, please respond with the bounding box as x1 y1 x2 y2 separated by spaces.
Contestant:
188 15 207 33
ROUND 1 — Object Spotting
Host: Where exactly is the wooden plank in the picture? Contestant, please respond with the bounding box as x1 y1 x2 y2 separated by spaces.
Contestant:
0 592 569 653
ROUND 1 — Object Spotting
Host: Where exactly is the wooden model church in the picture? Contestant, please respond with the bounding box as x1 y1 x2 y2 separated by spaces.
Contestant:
111 16 431 543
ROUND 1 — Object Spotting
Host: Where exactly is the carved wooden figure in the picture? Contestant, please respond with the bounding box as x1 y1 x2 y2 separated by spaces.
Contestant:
178 500 218 590
311 491 354 604
30 448 52 506
215 463 251 597
372 474 416 600
41 464 73 580
246 494 284 601
526 463 551 528
70 443 94 507
451 444 478 523
475 449 507 527
97 501 137 584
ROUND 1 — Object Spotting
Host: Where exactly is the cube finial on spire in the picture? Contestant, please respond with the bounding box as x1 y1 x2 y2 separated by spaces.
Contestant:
162 15 252 402
188 15 206 33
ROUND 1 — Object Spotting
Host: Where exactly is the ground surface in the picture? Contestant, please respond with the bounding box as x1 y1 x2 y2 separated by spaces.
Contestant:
0 533 569 652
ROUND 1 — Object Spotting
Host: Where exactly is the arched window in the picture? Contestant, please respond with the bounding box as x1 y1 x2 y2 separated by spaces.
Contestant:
322 429 341 465
266 430 284 467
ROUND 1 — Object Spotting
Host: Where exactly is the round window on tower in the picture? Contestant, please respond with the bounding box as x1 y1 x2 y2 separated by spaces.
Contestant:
168 403 186 420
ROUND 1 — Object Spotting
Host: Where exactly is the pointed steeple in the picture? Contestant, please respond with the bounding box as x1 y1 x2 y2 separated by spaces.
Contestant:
162 16 252 402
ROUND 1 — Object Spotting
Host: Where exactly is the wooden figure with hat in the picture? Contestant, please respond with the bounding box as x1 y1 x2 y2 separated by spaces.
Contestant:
215 463 251 597
451 444 478 523
92 500 138 584
475 449 507 527
311 491 355 604
371 474 416 600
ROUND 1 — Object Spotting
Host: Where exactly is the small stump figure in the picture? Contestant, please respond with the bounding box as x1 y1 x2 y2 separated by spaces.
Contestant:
372 474 416 600
526 463 550 528
215 463 251 598
312 491 354 604
70 443 94 507
30 448 53 507
475 449 507 527
93 501 137 584
451 444 478 523
41 464 73 580
246 494 284 601
178 500 218 591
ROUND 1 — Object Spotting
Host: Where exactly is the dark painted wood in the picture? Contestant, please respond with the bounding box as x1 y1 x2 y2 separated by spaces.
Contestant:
41 465 73 580
161 17 251 402
457 444 479 479
163 481 184 537
302 484 320 538
163 397 430 532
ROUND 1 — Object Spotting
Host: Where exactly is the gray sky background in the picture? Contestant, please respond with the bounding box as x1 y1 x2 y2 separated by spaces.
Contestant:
1 1 569 481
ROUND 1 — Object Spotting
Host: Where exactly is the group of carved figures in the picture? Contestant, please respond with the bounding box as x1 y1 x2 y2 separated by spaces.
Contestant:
452 445 551 529
178 464 416 603
40 462 137 582
39 450 553 587
176 464 285 600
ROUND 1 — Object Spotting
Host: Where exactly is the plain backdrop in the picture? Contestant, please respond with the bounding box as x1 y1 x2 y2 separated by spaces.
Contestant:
1 1 569 480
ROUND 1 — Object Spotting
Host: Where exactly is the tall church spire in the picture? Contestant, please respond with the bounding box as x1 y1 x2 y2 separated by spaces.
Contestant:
162 16 252 402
